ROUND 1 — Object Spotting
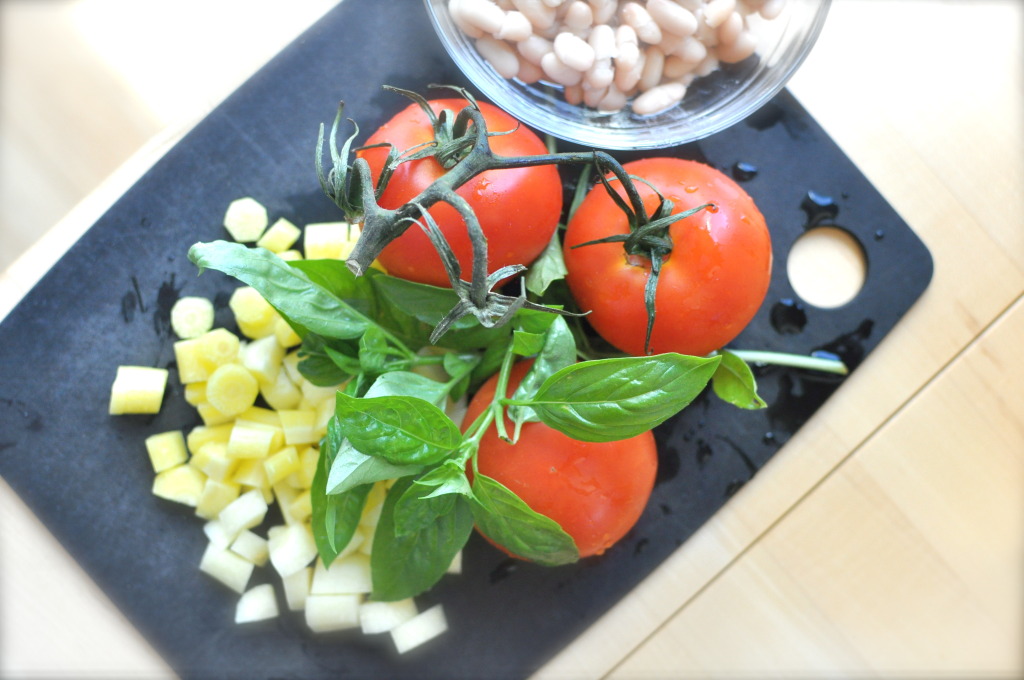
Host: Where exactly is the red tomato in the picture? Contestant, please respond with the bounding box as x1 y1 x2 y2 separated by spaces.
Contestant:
358 99 563 288
464 361 657 559
563 157 772 357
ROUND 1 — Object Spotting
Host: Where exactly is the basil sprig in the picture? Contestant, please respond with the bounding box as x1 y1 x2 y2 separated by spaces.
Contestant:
188 239 750 601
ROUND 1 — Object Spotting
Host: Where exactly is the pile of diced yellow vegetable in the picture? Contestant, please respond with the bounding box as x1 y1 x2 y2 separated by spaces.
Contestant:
108 198 451 654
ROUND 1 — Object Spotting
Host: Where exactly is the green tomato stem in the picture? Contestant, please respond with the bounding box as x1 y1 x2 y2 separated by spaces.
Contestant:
727 349 849 375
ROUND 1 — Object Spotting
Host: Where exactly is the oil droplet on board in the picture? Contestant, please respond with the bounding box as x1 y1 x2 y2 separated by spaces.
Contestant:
769 298 808 334
731 161 759 182
874 229 886 241
800 191 839 227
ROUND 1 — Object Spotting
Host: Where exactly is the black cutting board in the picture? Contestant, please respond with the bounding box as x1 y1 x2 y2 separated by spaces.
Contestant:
0 1 932 678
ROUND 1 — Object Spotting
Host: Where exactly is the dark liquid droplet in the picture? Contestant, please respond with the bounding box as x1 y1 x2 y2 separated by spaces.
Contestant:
695 439 713 469
732 161 759 182
489 558 518 584
762 431 776 445
817 319 874 372
770 298 808 334
874 229 886 241
634 537 650 556
801 191 839 228
725 479 746 498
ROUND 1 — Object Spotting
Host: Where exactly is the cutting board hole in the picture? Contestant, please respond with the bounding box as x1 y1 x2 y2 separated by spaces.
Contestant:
787 226 866 308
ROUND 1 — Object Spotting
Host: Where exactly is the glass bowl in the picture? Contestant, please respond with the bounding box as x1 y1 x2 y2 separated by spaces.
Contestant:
424 0 830 150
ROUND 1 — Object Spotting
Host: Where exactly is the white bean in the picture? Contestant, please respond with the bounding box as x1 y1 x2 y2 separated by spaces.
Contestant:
716 30 757 62
581 82 609 108
563 1 594 32
585 57 615 88
694 55 719 77
554 31 596 70
511 0 557 29
631 81 686 115
540 50 584 85
517 34 554 65
620 2 662 44
496 11 534 40
674 36 707 64
614 40 645 90
760 0 786 20
476 36 522 78
704 0 737 28
717 11 743 46
542 0 565 7
588 0 618 24
638 46 665 91
564 83 585 105
597 85 629 112
646 0 697 37
588 23 617 59
662 53 694 79
517 58 546 82
449 0 486 38
460 0 508 34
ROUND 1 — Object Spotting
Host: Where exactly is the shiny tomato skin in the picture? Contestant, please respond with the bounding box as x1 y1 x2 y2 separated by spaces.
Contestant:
358 99 563 287
464 361 657 559
563 157 772 357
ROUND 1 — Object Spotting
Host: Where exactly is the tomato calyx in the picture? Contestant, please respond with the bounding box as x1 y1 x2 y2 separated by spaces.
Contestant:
315 86 653 344
570 172 715 355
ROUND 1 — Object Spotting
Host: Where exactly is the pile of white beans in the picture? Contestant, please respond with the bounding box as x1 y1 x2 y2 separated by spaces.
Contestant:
445 0 786 116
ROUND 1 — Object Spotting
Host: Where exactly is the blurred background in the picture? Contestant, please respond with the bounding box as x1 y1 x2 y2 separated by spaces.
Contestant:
0 0 339 274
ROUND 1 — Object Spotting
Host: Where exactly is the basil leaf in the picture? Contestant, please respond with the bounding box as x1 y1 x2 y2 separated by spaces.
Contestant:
334 393 462 465
371 476 474 601
393 461 472 537
512 330 546 356
527 354 721 442
509 317 577 428
470 473 578 566
712 350 767 410
525 229 567 297
189 241 371 340
365 371 449 409
288 257 374 311
297 334 354 386
358 325 390 375
442 352 480 402
326 438 422 495
311 419 372 566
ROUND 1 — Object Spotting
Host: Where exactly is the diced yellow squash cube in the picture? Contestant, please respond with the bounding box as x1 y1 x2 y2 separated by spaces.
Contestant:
277 249 303 262
186 423 232 455
303 221 354 260
241 335 285 385
227 421 282 459
196 401 234 427
285 446 319 490
191 442 237 482
230 530 269 566
183 382 206 406
223 197 268 243
144 430 188 473
196 478 242 520
218 488 269 540
198 328 241 368
314 397 335 440
274 317 302 349
289 490 312 523
268 522 318 578
170 296 215 339
279 409 318 446
391 605 448 654
305 594 362 633
231 458 269 489
282 351 302 384
236 406 281 427
260 367 302 411
230 287 277 339
152 464 206 507
272 483 300 525
206 363 259 417
174 337 211 384
200 542 254 594
311 552 372 595
359 598 418 635
256 217 301 253
282 567 312 611
301 380 339 409
265 446 300 486
109 366 168 415
235 584 279 624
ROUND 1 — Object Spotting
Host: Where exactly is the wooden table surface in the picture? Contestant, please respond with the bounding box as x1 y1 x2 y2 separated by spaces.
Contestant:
2 1 1021 677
